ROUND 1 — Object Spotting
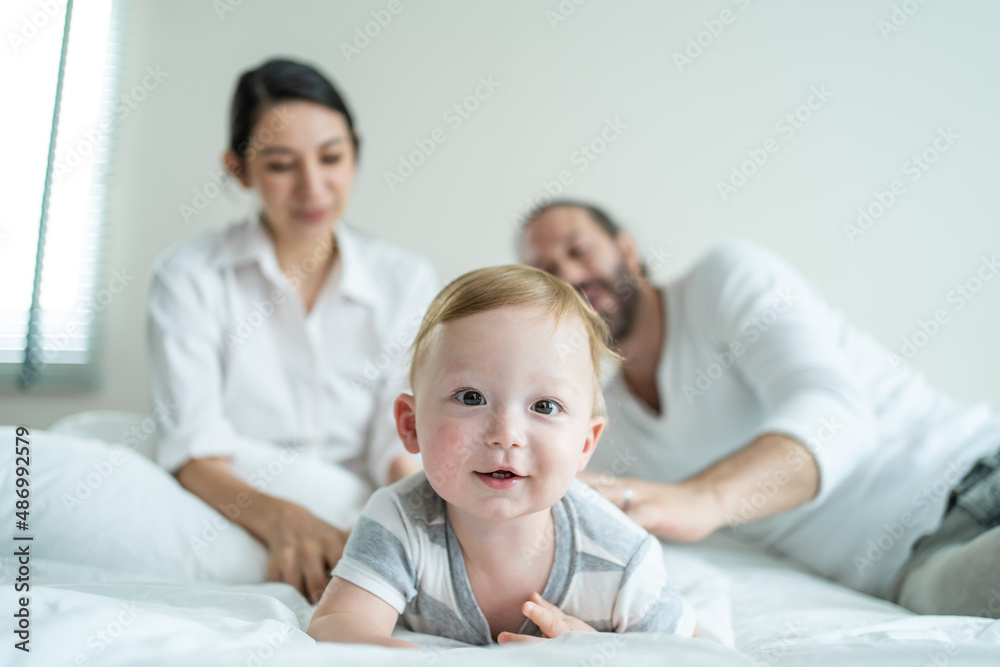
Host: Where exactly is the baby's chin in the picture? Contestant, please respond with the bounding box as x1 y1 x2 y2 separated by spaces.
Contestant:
444 491 563 522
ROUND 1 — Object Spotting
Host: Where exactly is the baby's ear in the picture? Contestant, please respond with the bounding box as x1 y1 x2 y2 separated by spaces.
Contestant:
394 393 421 454
578 415 606 471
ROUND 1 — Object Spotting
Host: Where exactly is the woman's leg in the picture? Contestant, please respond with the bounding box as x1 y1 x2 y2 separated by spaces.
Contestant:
228 439 373 530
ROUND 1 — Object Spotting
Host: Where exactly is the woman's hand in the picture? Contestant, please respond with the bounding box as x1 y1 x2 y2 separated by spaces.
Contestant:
259 498 350 604
175 458 351 603
577 472 724 543
497 593 597 644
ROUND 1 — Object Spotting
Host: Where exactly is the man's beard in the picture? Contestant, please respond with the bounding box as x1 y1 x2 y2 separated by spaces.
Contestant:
576 260 641 345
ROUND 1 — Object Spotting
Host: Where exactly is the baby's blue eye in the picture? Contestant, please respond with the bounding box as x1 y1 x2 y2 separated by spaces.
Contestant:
532 400 561 415
456 390 485 406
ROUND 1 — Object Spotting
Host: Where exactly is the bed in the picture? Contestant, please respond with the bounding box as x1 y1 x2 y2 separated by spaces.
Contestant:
4 415 1000 666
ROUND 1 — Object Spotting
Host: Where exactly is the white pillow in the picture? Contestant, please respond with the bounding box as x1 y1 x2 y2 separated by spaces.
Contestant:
0 425 267 583
46 410 373 529
49 410 160 461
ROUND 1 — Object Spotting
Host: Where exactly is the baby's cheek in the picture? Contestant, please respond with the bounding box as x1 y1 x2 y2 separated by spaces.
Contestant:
537 449 580 492
428 423 468 454
423 423 475 473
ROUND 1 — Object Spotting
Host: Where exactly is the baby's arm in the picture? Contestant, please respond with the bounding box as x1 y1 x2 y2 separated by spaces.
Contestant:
307 576 418 649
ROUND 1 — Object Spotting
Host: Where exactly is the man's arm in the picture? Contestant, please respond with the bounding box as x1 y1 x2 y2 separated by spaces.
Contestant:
582 432 819 542
307 576 417 649
387 453 422 484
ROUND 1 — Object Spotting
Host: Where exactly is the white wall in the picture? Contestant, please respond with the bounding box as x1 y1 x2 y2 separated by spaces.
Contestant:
4 0 999 428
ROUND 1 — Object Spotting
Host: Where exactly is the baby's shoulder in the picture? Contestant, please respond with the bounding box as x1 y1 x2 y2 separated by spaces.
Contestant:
366 471 448 533
563 479 654 567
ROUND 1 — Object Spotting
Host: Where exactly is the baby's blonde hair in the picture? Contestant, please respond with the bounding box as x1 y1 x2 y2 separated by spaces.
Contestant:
409 265 620 416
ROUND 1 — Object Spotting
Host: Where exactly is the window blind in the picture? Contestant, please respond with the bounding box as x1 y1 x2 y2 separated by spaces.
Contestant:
1 0 125 388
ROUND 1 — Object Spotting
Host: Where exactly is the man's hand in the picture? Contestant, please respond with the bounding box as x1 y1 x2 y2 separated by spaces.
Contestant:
260 499 350 604
579 433 820 542
497 592 597 644
578 472 724 542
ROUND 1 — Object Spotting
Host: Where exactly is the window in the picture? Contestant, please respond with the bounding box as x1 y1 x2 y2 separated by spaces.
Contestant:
1 0 123 388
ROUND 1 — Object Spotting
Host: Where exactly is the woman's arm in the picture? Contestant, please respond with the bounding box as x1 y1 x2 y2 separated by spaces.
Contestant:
308 576 417 649
176 457 348 603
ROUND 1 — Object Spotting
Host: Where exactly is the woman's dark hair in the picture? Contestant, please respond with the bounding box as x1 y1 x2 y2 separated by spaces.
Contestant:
229 58 359 160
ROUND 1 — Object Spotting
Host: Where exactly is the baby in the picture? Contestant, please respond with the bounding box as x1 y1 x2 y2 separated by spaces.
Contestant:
307 265 696 647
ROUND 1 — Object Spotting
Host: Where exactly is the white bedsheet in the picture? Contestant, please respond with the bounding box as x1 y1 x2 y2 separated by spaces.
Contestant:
4 419 1000 666
10 538 1000 666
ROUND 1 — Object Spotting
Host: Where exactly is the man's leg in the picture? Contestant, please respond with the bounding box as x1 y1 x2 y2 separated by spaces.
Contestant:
895 449 1000 617
897 518 1000 617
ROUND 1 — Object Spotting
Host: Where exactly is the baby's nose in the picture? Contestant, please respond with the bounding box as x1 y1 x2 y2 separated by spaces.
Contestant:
483 409 525 449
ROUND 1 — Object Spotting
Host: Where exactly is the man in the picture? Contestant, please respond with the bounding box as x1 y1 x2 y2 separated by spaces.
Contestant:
520 200 1000 618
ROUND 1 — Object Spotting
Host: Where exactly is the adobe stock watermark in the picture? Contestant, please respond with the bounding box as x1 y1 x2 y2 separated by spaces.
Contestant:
548 244 670 360
918 620 984 667
213 0 246 21
189 441 306 555
844 126 958 243
340 0 415 62
69 600 144 665
673 0 755 73
576 631 629 666
349 307 426 393
877 0 933 41
384 74 501 192
922 619 1000 667
716 85 833 202
573 441 641 512
53 65 169 183
681 286 799 404
751 621 805 667
178 168 235 224
853 456 967 576
238 104 296 162
60 398 178 512
225 235 336 348
506 116 628 230
520 517 556 568
6 0 66 54
584 446 640 486
887 254 998 370
726 418 842 531
400 449 478 517
233 624 294 667
25 266 135 374
544 0 593 31
182 107 295 225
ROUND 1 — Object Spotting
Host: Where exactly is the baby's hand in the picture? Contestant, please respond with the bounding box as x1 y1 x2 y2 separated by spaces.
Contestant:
497 592 596 644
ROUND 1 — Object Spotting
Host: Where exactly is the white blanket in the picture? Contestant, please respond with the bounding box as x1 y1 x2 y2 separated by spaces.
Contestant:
4 418 1000 666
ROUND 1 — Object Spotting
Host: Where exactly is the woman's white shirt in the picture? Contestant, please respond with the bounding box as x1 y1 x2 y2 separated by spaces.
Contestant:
148 213 439 487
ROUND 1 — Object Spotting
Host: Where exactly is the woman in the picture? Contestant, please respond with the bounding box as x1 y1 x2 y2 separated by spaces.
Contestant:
148 59 437 603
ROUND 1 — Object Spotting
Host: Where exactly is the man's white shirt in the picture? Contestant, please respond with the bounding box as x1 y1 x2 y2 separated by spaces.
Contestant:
592 239 1000 596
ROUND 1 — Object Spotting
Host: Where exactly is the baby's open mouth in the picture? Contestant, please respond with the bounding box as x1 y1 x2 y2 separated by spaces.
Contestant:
476 469 524 489
480 469 522 479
